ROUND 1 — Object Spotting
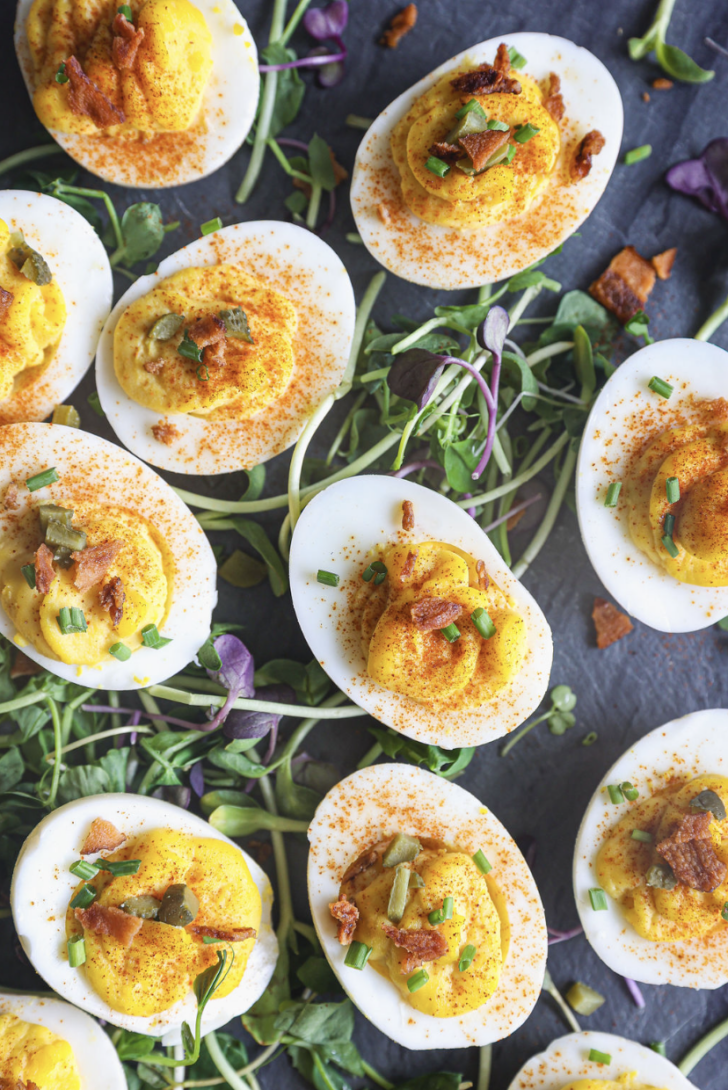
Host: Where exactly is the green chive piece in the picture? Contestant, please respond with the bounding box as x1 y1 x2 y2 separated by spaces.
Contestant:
665 476 680 503
513 123 540 143
621 781 639 801
87 390 105 417
458 944 477 972
650 1042 667 1056
589 888 608 912
344 940 372 970
503 145 518 165
202 935 224 943
317 570 340 587
663 513 675 537
455 98 487 121
607 783 625 804
440 623 461 642
55 62 69 84
387 865 411 923
604 482 622 507
118 4 133 18
472 849 492 875
345 232 363 245
428 895 454 926
57 607 87 635
363 560 387 585
486 119 510 132
425 156 450 178
70 883 97 910
721 902 728 922
662 534 679 559
70 607 87 632
70 859 99 881
406 969 429 992
67 935 86 967
196 364 210 382
141 623 172 649
471 607 496 639
178 330 203 363
26 467 59 492
21 564 36 590
582 731 598 746
648 376 673 399
589 1049 612 1065
109 642 131 662
507 45 527 69
96 859 141 876
200 217 223 236
624 144 652 165
631 829 653 843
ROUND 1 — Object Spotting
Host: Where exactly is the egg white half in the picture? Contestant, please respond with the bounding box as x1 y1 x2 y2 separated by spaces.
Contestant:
0 991 127 1090
507 1031 693 1090
10 793 278 1043
576 338 728 633
0 190 112 425
95 221 356 475
289 475 553 747
307 763 547 1049
573 707 728 989
350 31 623 289
0 422 217 688
14 0 259 189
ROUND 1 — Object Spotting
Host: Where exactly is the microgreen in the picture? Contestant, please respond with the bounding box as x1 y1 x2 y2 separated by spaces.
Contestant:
624 144 652 165
628 0 714 83
626 310 654 344
500 684 577 756
666 138 728 224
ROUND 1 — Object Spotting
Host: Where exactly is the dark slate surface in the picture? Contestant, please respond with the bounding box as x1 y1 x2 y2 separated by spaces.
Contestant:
2 0 728 1086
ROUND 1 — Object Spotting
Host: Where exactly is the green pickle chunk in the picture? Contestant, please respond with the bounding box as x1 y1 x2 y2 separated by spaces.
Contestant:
158 883 200 927
382 832 421 868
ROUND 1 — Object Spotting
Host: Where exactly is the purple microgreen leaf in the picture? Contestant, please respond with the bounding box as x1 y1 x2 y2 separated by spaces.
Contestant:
666 137 728 220
303 0 348 40
189 761 205 798
222 683 296 741
387 349 447 410
309 46 346 88
202 634 255 732
477 305 509 364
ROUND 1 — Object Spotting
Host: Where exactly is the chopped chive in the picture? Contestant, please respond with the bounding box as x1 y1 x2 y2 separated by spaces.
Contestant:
631 829 653 843
406 969 429 993
440 623 460 642
666 476 680 503
582 731 598 746
55 62 69 84
70 859 99 881
87 390 105 417
607 783 625 804
70 883 97 910
621 781 639 801
178 330 203 363
70 607 87 632
363 560 387 585
21 564 36 590
96 859 141 876
458 944 477 972
118 4 133 18
26 467 59 492
721 902 728 922
109 642 131 662
624 144 652 165
202 935 224 943
471 607 496 639
604 482 622 507
486 119 510 131
472 849 492 875
346 232 363 245
455 99 487 120
141 623 172 649
650 1042 667 1056
67 935 86 967
428 895 454 925
57 607 87 635
200 217 223 236
344 940 372 970
317 570 340 587
589 1049 612 1065
503 145 518 165
196 364 210 382
513 123 540 143
507 45 527 69
662 534 679 558
425 156 450 178
589 887 608 912
648 376 673 399
663 513 675 537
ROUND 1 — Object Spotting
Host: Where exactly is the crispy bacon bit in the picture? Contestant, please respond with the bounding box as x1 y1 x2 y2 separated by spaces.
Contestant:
400 549 418 583
657 811 727 892
380 3 417 48
651 247 677 281
99 575 125 627
34 543 56 595
589 245 656 324
3 482 20 511
642 91 651 103
377 202 392 225
188 314 227 369
10 650 41 679
428 140 461 165
571 129 606 181
112 12 145 70
410 597 462 632
402 500 415 530
144 358 164 375
382 923 448 974
342 849 380 883
72 539 125 594
294 147 348 199
653 77 673 90
0 1081 40 1090
476 559 489 590
592 597 634 649
544 73 564 121
0 286 13 318
81 817 126 856
330 896 359 945
451 43 521 96
152 419 181 446
188 924 257 942
459 128 510 172
65 56 125 128
75 903 142 947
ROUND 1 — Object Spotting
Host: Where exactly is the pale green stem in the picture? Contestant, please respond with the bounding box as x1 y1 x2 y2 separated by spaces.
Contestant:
280 0 314 44
0 144 64 176
0 690 51 715
477 1046 492 1090
543 968 580 1033
526 341 574 367
147 684 367 719
288 393 335 529
459 431 570 509
108 689 122 732
293 920 319 946
138 689 168 731
278 512 292 562
695 294 728 342
305 183 322 229
45 697 62 809
678 1014 728 1075
45 725 154 763
266 137 313 184
204 1031 250 1090
361 1061 394 1090
508 284 542 329
340 271 386 392
259 775 295 947
326 390 367 464
511 444 577 579
235 0 287 204
357 741 382 769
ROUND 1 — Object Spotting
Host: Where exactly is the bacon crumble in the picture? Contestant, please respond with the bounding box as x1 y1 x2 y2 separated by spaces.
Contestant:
381 923 448 973
0 286 13 318
342 850 379 883
571 129 606 181
188 924 257 942
99 575 125 627
380 3 417 48
451 43 521 96
400 549 418 583
188 314 227 369
112 12 145 70
72 539 125 593
652 77 673 90
657 811 727 892
152 419 181 445
65 56 125 128
589 245 657 324
3 482 20 511
459 129 510 172
329 896 359 945
402 500 415 530
543 73 564 121
34 543 56 595
144 358 164 375
428 141 461 164
592 597 634 649
410 597 463 632
75 903 142 947
476 559 489 590
651 247 677 281
81 817 126 855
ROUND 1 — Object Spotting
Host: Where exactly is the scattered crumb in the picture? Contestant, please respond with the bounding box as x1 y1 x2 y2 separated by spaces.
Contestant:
651 247 677 281
642 91 651 103
3 482 20 511
380 3 417 48
377 202 392 225
653 77 673 90
592 597 634 649
144 359 164 375
402 499 414 530
152 419 181 445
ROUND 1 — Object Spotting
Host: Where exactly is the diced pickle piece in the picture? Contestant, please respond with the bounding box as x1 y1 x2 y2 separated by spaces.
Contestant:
219 307 254 343
149 313 185 341
690 789 726 822
39 505 74 533
646 863 677 890
121 894 162 919
566 981 605 1015
445 111 489 143
409 872 425 889
382 832 421 867
53 546 74 569
158 883 200 927
387 865 410 923
45 519 87 552
9 242 52 286
52 405 81 429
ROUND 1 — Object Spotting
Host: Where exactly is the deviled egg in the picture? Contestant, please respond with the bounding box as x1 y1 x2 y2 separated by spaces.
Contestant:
0 190 112 424
573 708 728 988
0 422 216 687
308 763 547 1049
95 221 356 474
0 990 126 1090
11 793 277 1041
576 338 728 632
14 0 258 188
350 32 622 289
289 476 552 748
508 1031 693 1090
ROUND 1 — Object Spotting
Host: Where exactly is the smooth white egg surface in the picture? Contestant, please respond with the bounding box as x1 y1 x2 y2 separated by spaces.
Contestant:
350 32 622 289
289 475 553 747
0 190 112 424
0 990 126 1090
95 221 356 474
308 764 547 1049
10 793 278 1043
507 1031 693 1090
14 0 259 189
576 338 728 632
573 708 728 989
0 423 217 688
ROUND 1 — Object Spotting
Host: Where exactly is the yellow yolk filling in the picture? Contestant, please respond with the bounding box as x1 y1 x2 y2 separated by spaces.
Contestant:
28 0 213 135
360 541 525 708
0 501 171 666
596 774 728 943
113 264 298 420
66 828 261 1017
391 66 560 229
561 1079 668 1090
0 1013 80 1090
0 219 65 402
